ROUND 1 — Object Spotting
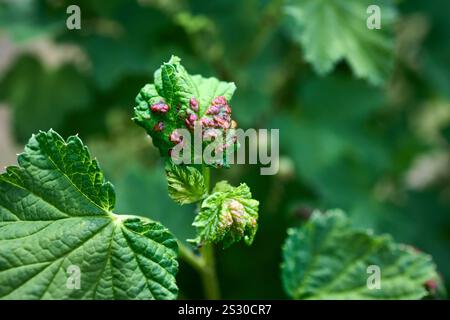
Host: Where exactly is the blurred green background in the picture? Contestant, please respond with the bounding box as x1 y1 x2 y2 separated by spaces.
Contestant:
0 0 449 299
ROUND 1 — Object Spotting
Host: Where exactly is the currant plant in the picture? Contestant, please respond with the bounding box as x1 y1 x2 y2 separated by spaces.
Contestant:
0 56 442 300
0 56 259 300
133 56 260 298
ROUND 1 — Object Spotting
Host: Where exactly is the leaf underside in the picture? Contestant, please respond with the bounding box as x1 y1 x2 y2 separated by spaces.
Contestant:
0 130 178 300
281 210 438 300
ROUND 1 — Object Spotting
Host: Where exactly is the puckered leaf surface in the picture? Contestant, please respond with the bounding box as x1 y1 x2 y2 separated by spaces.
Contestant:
133 56 237 167
192 181 259 248
0 130 178 300
282 210 438 299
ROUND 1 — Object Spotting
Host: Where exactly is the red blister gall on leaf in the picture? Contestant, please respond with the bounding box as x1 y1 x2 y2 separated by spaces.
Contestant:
133 55 237 167
189 97 199 112
150 101 170 113
200 117 215 128
191 182 259 248
213 116 230 129
185 113 197 129
212 96 227 105
170 130 183 144
206 105 221 115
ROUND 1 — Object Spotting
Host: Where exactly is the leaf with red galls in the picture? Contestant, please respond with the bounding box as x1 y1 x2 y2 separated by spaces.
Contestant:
133 56 237 167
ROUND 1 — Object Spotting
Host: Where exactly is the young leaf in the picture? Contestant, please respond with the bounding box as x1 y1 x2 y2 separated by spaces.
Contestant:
165 163 206 205
0 130 178 300
133 55 237 167
191 181 259 248
281 210 438 300
283 0 397 85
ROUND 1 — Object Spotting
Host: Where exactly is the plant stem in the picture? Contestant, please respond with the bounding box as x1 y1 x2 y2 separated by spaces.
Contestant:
199 243 220 299
178 241 204 274
199 165 220 299
178 165 220 299
202 165 211 191
178 240 221 299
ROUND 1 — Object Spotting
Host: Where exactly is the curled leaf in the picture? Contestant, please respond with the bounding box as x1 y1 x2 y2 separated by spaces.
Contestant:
191 181 259 248
133 56 237 167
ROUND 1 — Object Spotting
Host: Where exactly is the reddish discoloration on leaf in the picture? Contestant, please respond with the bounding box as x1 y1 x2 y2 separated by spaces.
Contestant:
425 279 437 291
150 101 170 113
185 113 198 129
189 97 199 112
153 121 164 132
133 56 237 167
212 96 227 106
170 130 183 144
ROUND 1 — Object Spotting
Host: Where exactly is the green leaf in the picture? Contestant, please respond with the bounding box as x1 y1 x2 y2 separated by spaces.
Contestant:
192 181 259 248
281 210 438 299
283 0 397 85
165 163 206 205
0 130 178 300
133 55 237 167
112 163 196 244
190 75 236 115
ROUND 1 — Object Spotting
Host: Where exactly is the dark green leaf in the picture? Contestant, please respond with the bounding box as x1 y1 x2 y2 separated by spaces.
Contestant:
282 210 438 299
0 130 178 300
